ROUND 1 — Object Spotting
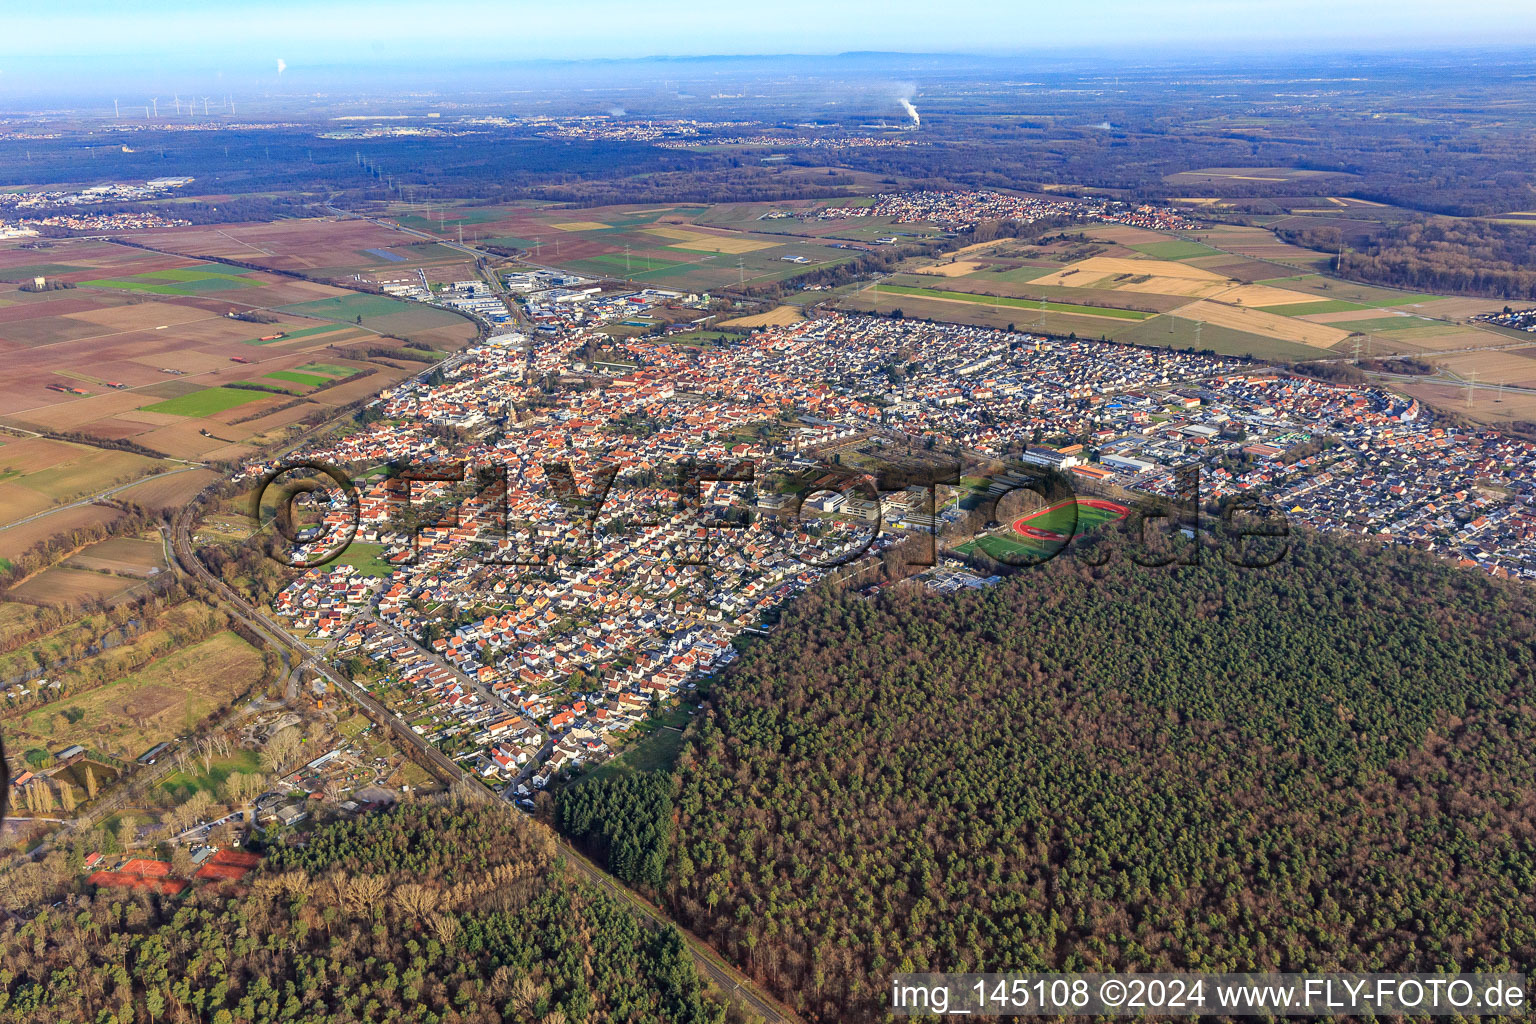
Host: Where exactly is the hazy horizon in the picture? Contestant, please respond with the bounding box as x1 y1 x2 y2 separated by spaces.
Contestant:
5 0 1536 102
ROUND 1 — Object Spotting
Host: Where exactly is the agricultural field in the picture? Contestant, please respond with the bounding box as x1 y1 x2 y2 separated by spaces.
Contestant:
6 566 144 607
1125 239 1224 260
1182 224 1334 268
0 237 459 461
0 434 169 526
1166 299 1350 348
838 287 1147 341
864 227 1516 361
1163 166 1359 186
62 535 167 577
1433 348 1536 389
875 282 1154 320
718 305 805 328
0 504 127 566
129 217 478 282
691 198 950 243
7 631 266 762
383 201 860 291
142 386 273 417
1390 375 1536 426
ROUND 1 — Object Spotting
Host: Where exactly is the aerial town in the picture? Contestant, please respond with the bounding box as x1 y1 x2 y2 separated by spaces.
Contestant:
233 209 1535 804
9 25 1536 1023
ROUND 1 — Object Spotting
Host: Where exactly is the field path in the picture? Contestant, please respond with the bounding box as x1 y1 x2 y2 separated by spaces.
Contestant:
0 463 207 532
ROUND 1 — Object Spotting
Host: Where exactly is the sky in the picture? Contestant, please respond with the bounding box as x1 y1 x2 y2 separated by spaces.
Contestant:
8 0 1536 65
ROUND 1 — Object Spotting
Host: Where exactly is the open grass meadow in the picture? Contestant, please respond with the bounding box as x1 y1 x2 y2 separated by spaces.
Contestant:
158 748 262 803
141 386 273 417
329 541 398 578
9 631 267 761
1126 239 1224 260
263 370 332 388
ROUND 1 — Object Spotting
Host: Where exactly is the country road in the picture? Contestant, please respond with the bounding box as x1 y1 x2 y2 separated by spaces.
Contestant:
0 463 208 533
168 490 802 1024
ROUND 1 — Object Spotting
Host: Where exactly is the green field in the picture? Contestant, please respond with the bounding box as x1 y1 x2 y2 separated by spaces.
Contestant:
956 498 1128 561
297 362 354 377
986 265 1061 284
239 379 300 394
1109 314 1328 361
481 234 539 249
394 207 510 231
1028 499 1125 535
1255 299 1373 316
0 263 89 279
275 293 417 321
243 323 353 346
264 370 330 388
580 706 693 784
153 264 252 280
331 541 397 577
1328 316 1443 333
83 277 241 296
1253 275 1442 306
573 253 693 277
875 283 1154 320
82 264 255 297
142 386 271 416
1127 240 1223 260
159 748 261 802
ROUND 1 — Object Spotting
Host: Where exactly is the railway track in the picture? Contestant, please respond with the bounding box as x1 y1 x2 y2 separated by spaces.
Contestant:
169 497 803 1024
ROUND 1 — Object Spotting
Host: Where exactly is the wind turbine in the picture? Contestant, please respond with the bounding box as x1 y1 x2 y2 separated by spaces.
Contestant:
173 95 182 115
113 98 119 118
203 97 211 116
151 98 158 118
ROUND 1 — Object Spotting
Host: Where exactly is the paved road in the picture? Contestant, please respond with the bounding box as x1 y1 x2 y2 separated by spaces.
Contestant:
168 490 800 1022
0 464 208 533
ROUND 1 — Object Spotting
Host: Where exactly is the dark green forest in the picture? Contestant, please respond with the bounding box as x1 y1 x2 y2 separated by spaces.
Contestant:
0 804 730 1024
558 774 674 892
1284 219 1536 299
567 530 1536 1022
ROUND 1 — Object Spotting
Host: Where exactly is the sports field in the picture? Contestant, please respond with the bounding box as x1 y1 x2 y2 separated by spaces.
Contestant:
956 498 1129 561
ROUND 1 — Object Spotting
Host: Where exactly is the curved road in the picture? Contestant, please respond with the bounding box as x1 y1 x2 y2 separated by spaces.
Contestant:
0 464 208 533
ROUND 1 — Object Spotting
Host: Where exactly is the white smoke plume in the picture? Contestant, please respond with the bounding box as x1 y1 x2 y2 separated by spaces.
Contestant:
895 84 920 127
276 58 287 76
